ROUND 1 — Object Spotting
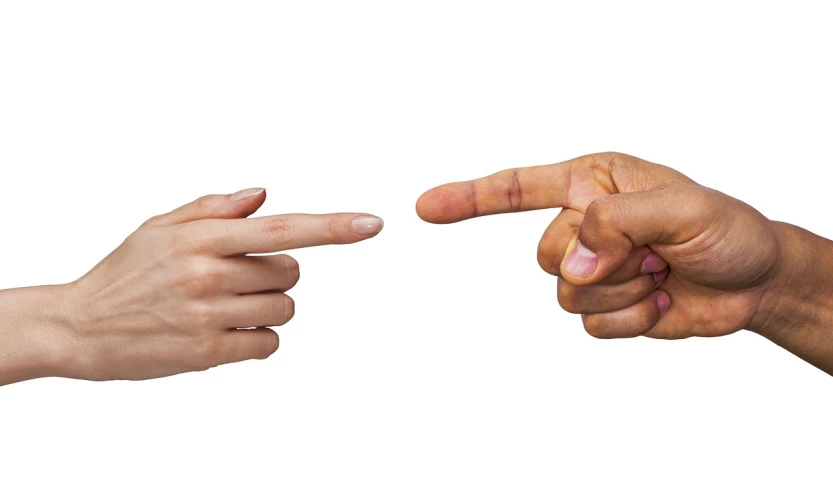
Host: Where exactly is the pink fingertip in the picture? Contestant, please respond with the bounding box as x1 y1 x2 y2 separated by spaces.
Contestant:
656 293 671 315
640 253 666 274
653 268 669 285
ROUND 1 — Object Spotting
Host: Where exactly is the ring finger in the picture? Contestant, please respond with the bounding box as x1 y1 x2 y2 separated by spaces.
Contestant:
580 289 670 339
558 268 667 314
217 293 296 329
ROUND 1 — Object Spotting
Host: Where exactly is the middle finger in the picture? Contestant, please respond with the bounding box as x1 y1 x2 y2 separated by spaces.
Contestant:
557 268 668 314
223 254 301 294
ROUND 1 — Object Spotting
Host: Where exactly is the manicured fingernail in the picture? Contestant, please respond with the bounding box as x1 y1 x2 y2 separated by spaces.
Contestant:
230 187 265 201
563 240 598 277
653 268 669 285
656 292 671 315
352 215 384 235
640 253 666 274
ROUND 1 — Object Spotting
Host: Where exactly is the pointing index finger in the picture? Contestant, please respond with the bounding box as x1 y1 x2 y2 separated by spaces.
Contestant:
416 162 575 224
197 213 384 256
415 152 695 224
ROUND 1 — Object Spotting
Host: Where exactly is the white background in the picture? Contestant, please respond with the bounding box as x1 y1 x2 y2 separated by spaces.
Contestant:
1 1 832 488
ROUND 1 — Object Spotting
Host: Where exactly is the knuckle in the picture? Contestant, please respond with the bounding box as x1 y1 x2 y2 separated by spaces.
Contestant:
537 239 565 276
258 331 280 359
695 187 722 216
183 259 224 294
586 151 629 172
327 216 344 242
537 249 561 276
582 315 611 339
282 295 296 324
191 336 222 368
195 195 216 212
140 216 161 228
666 183 720 220
264 217 294 244
557 280 583 314
263 294 295 326
279 255 301 285
598 151 626 164
638 274 658 294
586 197 620 227
497 168 522 212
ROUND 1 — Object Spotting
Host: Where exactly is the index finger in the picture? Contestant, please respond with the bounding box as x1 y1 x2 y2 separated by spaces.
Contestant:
416 160 578 224
416 152 694 224
193 213 384 256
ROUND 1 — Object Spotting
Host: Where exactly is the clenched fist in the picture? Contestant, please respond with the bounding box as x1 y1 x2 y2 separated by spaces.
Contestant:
417 152 833 374
0 188 383 384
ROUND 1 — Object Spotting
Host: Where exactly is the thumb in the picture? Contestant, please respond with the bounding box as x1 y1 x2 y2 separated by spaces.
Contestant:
143 187 268 227
560 183 718 285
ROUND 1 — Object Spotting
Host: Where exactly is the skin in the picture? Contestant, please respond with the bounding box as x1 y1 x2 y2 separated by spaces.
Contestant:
416 152 833 375
0 188 383 385
3 155 831 383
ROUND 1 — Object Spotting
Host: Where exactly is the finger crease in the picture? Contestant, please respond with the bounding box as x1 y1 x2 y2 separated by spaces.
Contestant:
565 162 574 207
508 169 522 211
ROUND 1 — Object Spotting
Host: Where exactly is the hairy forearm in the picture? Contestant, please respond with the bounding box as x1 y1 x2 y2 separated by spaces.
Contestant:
750 222 833 374
0 285 74 385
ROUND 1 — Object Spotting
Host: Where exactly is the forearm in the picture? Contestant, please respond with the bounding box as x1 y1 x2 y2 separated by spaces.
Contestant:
0 285 75 385
750 222 833 374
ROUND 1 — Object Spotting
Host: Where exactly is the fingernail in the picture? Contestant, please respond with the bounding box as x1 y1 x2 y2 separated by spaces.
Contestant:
653 268 669 285
656 292 671 315
352 215 384 235
563 240 598 277
640 253 666 274
230 187 265 201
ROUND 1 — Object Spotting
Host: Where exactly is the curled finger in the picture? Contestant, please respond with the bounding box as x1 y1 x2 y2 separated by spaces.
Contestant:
580 290 671 339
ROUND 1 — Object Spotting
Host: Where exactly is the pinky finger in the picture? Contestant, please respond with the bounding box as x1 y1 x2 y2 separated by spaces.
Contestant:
218 328 280 365
580 290 671 339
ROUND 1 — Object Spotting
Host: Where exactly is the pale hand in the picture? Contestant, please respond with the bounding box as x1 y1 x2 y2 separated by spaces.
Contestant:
0 188 383 384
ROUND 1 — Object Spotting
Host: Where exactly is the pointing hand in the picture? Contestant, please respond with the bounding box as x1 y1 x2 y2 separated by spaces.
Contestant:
0 188 383 384
417 152 781 340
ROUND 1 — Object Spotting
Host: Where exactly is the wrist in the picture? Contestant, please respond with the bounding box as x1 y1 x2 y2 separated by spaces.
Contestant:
748 221 833 369
0 283 81 385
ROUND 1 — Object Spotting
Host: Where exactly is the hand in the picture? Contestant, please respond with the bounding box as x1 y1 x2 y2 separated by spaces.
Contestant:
3 188 383 383
416 152 781 340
